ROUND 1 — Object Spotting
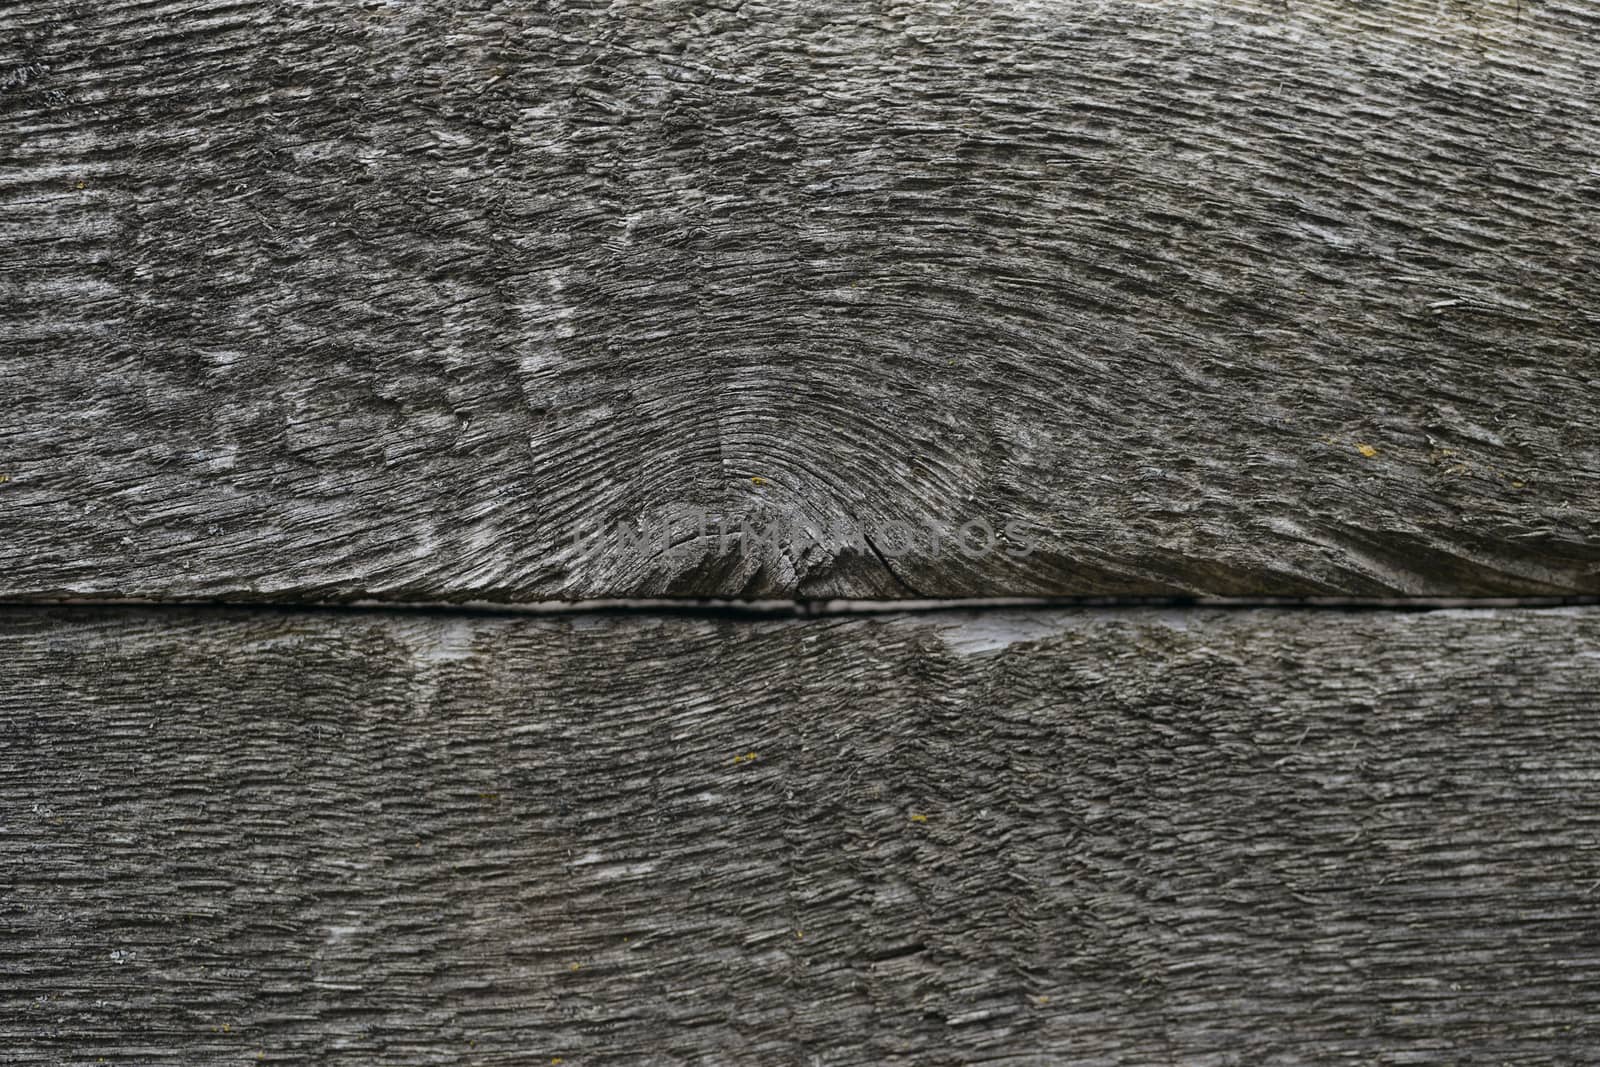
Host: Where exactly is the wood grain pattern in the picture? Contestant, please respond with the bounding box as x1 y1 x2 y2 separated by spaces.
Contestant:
4 0 1599 599
3 604 1600 1063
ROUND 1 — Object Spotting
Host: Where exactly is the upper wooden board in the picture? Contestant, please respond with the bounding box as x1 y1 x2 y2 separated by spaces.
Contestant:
4 0 1598 599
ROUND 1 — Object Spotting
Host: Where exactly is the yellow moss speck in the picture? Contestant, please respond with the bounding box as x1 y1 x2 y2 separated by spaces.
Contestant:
751 476 767 486
1356 443 1379 458
910 813 929 823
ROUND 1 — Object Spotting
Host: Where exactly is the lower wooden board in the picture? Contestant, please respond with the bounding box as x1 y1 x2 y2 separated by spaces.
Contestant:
3 604 1600 1063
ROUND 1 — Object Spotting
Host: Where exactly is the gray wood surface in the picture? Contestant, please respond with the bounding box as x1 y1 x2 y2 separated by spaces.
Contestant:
4 0 1600 599
3 603 1599 1063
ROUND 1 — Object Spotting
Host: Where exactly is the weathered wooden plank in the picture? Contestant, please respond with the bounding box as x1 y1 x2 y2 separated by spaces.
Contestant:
2 604 1599 1062
4 0 1599 599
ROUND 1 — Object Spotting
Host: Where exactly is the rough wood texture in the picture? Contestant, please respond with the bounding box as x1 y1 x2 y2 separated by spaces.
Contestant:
3 604 1599 1063
4 0 1600 600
